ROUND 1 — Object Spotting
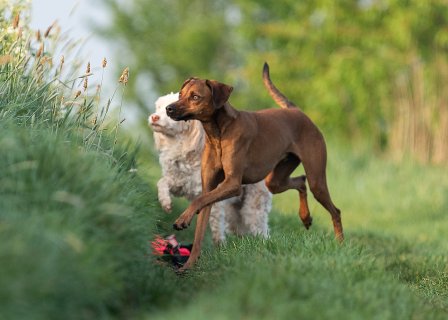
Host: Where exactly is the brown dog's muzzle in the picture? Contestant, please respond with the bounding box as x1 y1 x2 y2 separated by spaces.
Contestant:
165 103 186 121
165 103 175 116
165 103 176 115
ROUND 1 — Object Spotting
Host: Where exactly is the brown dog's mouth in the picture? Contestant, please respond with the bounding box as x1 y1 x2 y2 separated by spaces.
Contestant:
166 103 195 121
168 113 194 121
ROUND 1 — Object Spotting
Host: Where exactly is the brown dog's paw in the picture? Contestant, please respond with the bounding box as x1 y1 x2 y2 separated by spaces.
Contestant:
173 223 183 230
177 263 191 273
172 221 189 230
173 208 196 230
302 216 313 229
173 215 192 230
335 231 344 243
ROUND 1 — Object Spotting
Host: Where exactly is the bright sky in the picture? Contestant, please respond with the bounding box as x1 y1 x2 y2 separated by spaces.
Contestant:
30 0 143 122
31 0 110 68
30 0 150 124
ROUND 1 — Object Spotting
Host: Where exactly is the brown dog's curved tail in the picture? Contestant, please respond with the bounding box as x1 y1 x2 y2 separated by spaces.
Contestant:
263 62 296 109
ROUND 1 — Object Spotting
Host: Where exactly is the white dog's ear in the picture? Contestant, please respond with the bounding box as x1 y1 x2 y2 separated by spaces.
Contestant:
205 79 233 109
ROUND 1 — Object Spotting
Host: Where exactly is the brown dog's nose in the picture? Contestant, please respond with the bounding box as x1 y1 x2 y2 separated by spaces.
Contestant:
151 114 160 122
166 104 175 116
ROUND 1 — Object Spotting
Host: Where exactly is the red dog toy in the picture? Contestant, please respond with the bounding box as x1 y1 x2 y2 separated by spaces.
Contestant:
151 234 192 268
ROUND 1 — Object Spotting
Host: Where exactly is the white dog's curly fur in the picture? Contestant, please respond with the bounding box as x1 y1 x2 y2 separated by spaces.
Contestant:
149 92 272 244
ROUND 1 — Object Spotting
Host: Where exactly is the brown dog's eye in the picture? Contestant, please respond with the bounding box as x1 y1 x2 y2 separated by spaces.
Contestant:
192 95 200 101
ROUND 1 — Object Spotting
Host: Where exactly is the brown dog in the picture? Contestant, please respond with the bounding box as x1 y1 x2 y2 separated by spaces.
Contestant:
166 63 343 270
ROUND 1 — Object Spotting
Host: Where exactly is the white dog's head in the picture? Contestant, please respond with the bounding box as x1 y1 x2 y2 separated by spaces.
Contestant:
149 92 194 136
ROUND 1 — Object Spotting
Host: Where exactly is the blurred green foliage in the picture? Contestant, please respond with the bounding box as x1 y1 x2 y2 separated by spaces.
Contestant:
0 120 155 320
0 3 159 318
1 2 447 319
101 0 448 150
100 0 235 108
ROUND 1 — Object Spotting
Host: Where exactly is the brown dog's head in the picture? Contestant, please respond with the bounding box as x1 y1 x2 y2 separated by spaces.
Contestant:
165 77 233 122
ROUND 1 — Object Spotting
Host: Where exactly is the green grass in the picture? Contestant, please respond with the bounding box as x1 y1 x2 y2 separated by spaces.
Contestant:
0 16 163 319
275 142 448 250
149 232 445 320
2 80 447 319
136 139 448 320
0 119 160 320
1 8 447 318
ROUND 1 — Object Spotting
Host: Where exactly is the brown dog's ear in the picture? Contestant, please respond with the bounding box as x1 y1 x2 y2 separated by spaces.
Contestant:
205 79 233 108
180 77 197 91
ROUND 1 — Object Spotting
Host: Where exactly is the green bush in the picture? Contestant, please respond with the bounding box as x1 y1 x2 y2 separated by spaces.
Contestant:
0 4 164 319
0 121 156 320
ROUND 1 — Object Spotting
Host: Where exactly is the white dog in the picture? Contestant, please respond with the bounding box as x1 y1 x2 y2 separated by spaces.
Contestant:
149 92 272 244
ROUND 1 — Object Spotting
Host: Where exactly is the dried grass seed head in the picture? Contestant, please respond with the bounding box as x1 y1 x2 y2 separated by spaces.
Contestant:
119 67 129 85
83 77 88 91
12 12 20 29
44 21 56 37
36 43 44 58
0 55 12 65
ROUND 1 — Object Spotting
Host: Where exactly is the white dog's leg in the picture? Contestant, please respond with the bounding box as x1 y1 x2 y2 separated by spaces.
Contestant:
157 177 173 213
223 200 244 236
209 203 226 245
241 183 272 239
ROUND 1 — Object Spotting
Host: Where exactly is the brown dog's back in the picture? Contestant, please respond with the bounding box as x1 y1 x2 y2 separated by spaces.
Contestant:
224 107 324 185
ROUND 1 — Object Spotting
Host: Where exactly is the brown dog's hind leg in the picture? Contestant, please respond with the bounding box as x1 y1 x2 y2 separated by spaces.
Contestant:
307 175 343 242
299 140 343 241
264 155 312 229
296 176 312 229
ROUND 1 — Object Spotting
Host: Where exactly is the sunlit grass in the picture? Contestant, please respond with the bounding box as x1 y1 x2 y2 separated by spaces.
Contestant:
137 137 448 319
1 4 447 319
0 7 158 320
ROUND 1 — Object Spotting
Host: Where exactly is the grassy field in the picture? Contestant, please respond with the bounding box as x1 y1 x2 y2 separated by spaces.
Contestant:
2 91 447 320
1 12 447 319
137 138 448 320
1 66 447 319
2 116 446 319
0 120 157 320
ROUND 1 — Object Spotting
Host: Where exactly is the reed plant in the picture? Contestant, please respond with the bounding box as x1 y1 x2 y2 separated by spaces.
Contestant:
390 54 448 165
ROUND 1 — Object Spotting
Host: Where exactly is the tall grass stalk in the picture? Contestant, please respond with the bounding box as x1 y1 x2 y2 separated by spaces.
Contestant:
112 67 129 154
0 11 131 156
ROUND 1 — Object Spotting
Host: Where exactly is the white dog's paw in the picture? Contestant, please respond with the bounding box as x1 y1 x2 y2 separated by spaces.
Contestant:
160 201 172 213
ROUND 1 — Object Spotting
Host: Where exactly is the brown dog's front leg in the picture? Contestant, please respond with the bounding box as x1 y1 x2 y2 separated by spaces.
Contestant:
173 179 241 230
178 205 212 271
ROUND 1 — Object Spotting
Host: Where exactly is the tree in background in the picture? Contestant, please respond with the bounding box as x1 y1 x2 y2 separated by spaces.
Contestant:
99 0 236 110
101 0 448 163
